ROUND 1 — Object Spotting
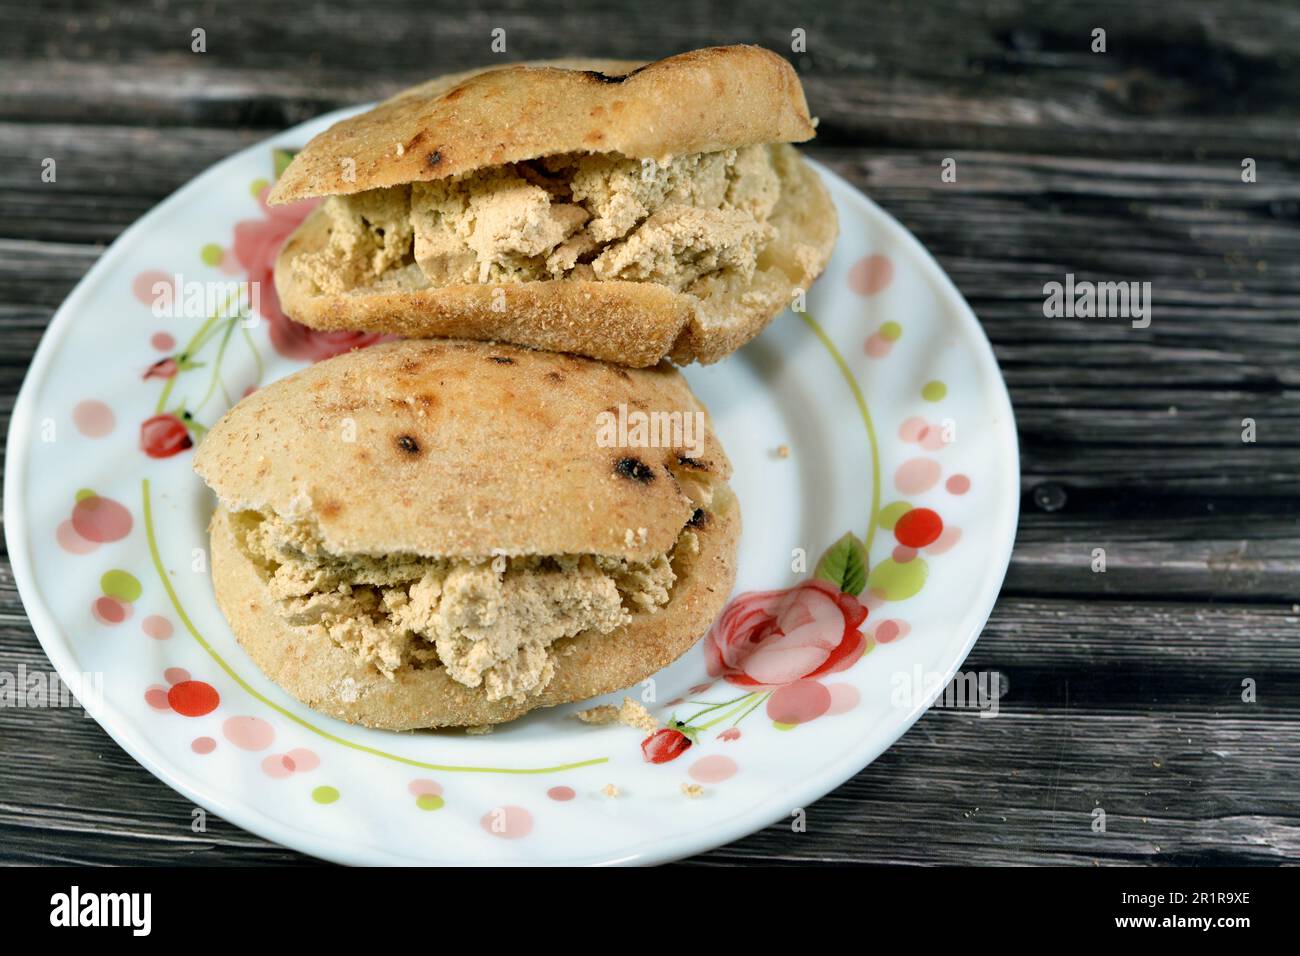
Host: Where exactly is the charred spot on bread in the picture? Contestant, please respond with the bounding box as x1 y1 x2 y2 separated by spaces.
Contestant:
687 507 709 528
676 454 709 471
488 355 515 365
426 149 443 168
614 456 655 483
395 434 421 455
584 65 644 84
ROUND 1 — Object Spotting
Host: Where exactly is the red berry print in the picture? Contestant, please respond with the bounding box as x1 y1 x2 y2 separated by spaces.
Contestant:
140 414 192 458
641 728 692 764
894 507 943 548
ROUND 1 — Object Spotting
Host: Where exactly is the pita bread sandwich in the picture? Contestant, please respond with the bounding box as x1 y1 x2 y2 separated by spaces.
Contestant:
269 45 838 367
194 339 739 730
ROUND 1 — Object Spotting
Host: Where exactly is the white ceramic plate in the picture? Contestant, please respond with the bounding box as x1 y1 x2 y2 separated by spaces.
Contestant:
5 108 1018 865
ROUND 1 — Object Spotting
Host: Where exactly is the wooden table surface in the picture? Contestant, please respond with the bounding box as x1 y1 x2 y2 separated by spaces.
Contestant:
2 0 1298 865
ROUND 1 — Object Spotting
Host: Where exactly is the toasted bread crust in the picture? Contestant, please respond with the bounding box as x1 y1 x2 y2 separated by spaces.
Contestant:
276 207 691 366
193 339 731 562
268 46 814 204
208 495 739 729
274 144 838 366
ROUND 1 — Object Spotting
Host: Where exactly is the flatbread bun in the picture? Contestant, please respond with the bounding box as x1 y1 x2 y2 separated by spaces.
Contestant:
269 46 815 203
194 338 730 561
268 45 838 367
208 497 738 730
274 143 836 366
197 338 739 730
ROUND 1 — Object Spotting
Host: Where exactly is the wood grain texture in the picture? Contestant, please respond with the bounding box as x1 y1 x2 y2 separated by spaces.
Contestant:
1 0 1298 866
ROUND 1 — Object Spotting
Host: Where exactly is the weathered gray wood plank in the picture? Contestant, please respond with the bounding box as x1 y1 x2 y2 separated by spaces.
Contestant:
2 0 1298 160
4 595 1298 865
2 0 1298 866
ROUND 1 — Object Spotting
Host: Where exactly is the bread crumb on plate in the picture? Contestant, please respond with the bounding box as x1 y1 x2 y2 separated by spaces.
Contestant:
575 697 660 734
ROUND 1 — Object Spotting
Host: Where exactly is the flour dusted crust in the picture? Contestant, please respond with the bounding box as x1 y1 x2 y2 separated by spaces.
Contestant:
199 338 740 728
207 487 739 730
276 209 691 367
267 45 837 367
194 339 730 561
274 143 837 366
268 47 815 204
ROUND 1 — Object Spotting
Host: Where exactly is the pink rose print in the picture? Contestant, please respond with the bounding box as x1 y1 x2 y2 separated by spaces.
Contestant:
594 537 885 763
705 579 868 687
233 186 383 362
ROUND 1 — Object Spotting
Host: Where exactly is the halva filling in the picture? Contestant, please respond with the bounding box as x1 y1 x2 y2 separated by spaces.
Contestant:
295 145 781 295
233 511 698 703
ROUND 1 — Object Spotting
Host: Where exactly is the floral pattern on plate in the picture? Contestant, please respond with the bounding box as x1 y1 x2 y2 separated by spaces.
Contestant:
5 107 1018 863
